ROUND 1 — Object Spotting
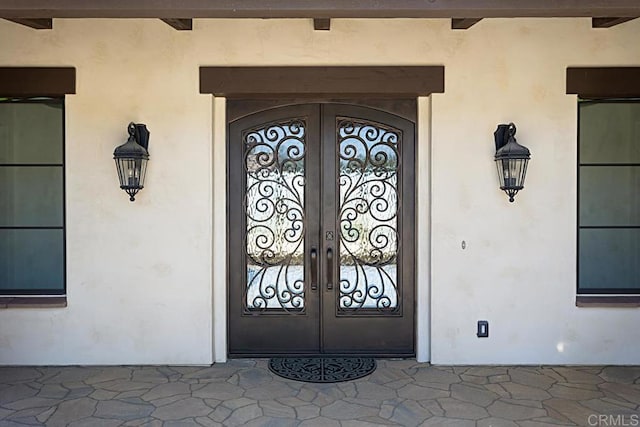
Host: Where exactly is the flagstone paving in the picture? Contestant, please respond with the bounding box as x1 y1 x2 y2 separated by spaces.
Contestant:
1 361 639 426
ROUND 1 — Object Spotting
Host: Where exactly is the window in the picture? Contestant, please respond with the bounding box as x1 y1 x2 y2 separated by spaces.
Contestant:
578 100 640 294
0 98 65 295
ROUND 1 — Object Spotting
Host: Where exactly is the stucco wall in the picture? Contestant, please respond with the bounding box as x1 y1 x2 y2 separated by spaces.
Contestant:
0 17 638 365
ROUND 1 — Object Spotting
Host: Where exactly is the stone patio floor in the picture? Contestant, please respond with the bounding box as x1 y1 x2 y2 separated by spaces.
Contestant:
1 360 640 426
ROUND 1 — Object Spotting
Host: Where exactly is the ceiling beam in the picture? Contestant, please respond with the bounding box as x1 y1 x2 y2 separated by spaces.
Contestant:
313 18 330 30
160 18 192 30
451 18 482 29
592 17 637 28
4 18 51 29
1 1 640 19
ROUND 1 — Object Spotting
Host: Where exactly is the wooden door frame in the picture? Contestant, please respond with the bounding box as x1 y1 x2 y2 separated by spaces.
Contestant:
202 66 441 362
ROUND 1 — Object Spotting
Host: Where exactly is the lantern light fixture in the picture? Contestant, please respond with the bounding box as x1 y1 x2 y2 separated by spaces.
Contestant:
113 122 150 202
494 123 530 203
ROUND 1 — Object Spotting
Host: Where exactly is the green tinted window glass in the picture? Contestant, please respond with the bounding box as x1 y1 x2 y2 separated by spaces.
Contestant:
579 102 640 164
0 167 63 227
579 229 640 291
0 102 63 164
579 166 640 227
0 229 64 293
0 99 65 294
578 100 640 294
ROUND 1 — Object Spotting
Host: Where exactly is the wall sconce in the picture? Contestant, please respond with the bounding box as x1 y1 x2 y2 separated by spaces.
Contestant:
494 123 530 203
113 122 150 202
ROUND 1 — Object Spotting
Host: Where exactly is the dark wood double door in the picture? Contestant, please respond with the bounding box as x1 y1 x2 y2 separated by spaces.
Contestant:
228 101 415 357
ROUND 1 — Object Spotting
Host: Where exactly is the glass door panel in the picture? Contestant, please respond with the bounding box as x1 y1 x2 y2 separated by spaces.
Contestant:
244 119 306 311
337 118 400 311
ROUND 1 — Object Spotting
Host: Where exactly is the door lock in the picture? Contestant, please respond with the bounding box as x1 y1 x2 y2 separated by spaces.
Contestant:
325 231 334 241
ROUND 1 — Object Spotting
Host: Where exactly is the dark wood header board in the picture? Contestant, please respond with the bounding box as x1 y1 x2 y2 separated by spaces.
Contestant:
200 66 444 98
567 67 640 98
0 67 76 96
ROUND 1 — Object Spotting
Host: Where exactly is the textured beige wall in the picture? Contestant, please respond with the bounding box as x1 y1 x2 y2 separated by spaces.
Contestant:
0 17 638 364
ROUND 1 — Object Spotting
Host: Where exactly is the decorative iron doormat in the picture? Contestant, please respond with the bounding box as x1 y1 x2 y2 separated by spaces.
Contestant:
268 357 376 383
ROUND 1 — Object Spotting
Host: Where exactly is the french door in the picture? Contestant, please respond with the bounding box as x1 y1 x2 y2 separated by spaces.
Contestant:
228 102 415 357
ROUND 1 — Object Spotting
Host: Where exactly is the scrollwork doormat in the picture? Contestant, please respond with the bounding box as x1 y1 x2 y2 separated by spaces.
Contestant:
268 357 376 383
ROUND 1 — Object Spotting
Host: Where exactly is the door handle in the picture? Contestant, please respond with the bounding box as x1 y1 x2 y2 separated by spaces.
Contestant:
326 247 333 291
310 247 318 291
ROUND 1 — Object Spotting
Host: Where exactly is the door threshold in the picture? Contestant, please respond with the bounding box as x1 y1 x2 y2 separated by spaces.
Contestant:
228 352 416 359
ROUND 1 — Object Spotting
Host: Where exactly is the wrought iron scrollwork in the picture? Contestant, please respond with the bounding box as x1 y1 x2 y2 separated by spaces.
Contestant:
337 118 401 312
243 119 306 312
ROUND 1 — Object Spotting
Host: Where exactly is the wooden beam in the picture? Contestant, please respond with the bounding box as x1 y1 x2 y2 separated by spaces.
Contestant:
592 17 637 28
313 18 330 31
4 18 51 29
0 67 76 97
567 67 640 98
1 1 640 19
160 18 192 30
200 66 445 98
451 18 482 29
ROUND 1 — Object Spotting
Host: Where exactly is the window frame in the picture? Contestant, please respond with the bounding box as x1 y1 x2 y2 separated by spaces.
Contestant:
0 67 74 305
576 98 640 295
567 67 640 302
0 97 67 295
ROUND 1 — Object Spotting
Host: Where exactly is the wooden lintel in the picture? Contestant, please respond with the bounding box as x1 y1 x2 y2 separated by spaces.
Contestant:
1 1 640 19
200 66 445 98
313 18 330 31
592 17 637 28
0 67 76 97
451 18 482 29
4 18 52 29
567 67 640 98
160 18 192 30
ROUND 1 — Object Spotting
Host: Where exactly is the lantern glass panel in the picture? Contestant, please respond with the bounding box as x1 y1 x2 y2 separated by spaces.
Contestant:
516 158 528 189
495 159 506 188
115 158 147 190
496 158 527 190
